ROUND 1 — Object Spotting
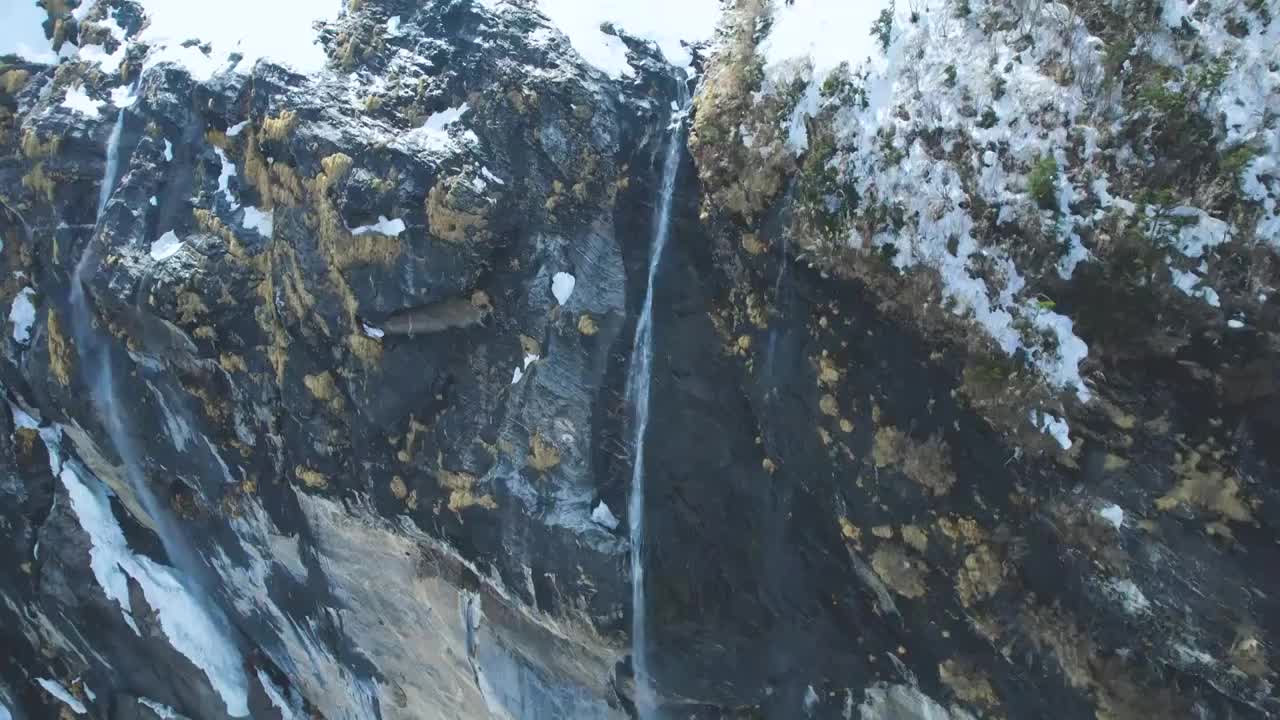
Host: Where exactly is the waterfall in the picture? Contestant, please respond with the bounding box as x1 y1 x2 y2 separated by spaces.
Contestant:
625 78 689 717
69 81 207 589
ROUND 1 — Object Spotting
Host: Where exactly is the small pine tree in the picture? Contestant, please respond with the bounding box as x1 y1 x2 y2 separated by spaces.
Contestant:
1028 156 1059 211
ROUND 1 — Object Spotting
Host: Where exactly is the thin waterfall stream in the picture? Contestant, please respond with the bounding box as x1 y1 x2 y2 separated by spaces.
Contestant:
625 78 689 716
69 79 212 594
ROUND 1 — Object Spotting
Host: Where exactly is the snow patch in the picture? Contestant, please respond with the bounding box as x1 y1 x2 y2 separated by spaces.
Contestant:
551 272 576 305
62 86 106 118
256 669 299 720
535 0 721 77
763 0 893 73
1107 578 1151 614
350 216 405 236
110 85 137 108
403 103 478 154
150 231 184 261
1098 504 1125 529
1030 411 1072 450
139 698 180 718
591 500 619 530
212 147 238 209
9 287 37 345
164 139 174 162
58 464 250 716
242 206 274 237
361 322 385 339
226 120 249 137
35 679 86 714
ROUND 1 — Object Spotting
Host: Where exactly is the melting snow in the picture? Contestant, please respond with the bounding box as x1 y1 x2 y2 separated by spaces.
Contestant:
150 231 184 261
350 216 405 236
551 272 576 305
242 206 274 237
61 86 106 119
35 679 87 714
58 463 250 716
9 287 36 345
591 500 620 530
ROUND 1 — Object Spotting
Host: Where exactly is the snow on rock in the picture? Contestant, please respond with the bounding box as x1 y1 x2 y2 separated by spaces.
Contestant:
361 321 385 339
350 216 406 237
109 85 137 108
139 699 180 718
9 287 37 345
551 272 576 305
164 139 174 162
150 231 185 261
61 86 106 119
1030 411 1072 450
256 669 299 720
226 120 249 137
129 0 339 80
402 104 479 154
591 500 620 530
35 679 87 714
242 206 274 238
58 463 251 717
534 0 721 77
762 0 892 73
212 147 239 209
1099 504 1125 529
1107 578 1151 615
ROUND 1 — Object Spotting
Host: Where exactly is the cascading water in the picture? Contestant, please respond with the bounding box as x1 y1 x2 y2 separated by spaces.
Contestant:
625 78 689 716
69 80 206 589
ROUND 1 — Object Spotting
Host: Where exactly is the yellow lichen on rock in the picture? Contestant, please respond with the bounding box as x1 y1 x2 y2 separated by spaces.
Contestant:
427 177 488 243
577 314 599 336
261 109 298 141
1156 449 1252 524
870 543 928 599
294 465 329 489
939 659 999 708
46 309 73 386
872 426 957 496
439 468 497 513
528 433 561 472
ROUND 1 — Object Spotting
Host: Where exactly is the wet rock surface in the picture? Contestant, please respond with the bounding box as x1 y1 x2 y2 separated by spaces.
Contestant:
1 0 1278 718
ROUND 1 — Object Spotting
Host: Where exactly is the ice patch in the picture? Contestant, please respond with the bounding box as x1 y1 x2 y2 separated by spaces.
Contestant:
591 500 619 530
350 216 405 236
1099 504 1124 529
62 86 106 118
150 231 184 261
9 287 37 345
551 272 576 305
242 206 274 237
36 679 87 714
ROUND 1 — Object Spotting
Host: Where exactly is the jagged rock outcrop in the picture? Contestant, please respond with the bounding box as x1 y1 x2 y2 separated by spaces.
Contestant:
1 0 1278 718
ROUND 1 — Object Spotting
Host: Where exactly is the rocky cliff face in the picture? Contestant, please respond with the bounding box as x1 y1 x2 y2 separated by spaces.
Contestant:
1 0 1277 718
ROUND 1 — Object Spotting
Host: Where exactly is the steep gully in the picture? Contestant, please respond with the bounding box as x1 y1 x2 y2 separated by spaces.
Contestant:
69 77 245 707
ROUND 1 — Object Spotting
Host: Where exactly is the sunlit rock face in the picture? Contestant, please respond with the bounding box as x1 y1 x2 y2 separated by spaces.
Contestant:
1 0 1278 718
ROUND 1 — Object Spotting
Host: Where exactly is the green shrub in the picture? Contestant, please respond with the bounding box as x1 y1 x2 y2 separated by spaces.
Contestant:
1220 145 1259 183
944 65 957 87
1028 156 1059 210
872 2 895 52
